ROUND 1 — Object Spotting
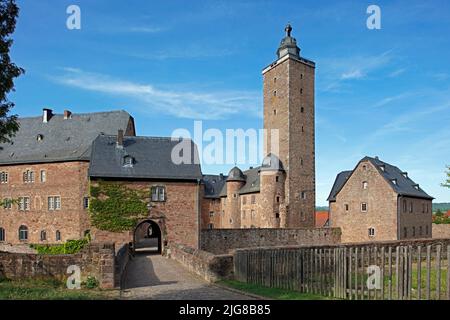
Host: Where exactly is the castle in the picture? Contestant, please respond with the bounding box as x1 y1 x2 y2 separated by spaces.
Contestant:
0 25 316 250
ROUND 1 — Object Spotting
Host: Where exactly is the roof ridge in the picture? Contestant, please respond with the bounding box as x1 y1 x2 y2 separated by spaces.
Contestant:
17 110 129 120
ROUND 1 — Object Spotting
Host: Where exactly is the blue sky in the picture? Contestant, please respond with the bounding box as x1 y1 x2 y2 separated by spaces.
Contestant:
9 0 450 205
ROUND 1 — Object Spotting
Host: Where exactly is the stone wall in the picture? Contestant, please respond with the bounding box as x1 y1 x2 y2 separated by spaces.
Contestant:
0 242 116 289
200 228 341 254
114 243 131 288
168 243 233 282
433 224 450 239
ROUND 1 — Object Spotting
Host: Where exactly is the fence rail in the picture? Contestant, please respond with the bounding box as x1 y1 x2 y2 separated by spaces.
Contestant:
234 239 450 300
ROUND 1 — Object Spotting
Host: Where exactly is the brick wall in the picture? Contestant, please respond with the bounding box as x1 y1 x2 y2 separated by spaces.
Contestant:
200 228 341 254
0 242 115 289
0 161 90 245
168 243 233 282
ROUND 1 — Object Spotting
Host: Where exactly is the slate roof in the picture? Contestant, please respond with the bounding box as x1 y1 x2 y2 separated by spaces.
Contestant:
88 135 202 181
327 156 434 202
239 167 261 195
0 110 133 165
202 174 227 198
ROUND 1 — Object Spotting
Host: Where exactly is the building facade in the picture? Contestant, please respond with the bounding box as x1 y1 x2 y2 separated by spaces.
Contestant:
328 156 433 243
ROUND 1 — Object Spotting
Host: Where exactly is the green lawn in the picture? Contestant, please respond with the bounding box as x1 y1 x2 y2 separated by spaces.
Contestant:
219 280 334 300
0 278 118 300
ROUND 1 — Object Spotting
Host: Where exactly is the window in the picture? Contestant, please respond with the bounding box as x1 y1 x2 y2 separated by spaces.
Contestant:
419 226 423 237
412 226 416 237
0 227 5 242
84 230 91 238
3 198 12 210
40 170 46 183
275 213 280 219
209 211 214 217
361 203 368 212
18 225 28 241
275 176 279 182
40 230 47 241
403 200 407 213
0 172 8 184
242 196 247 205
300 158 304 166
151 186 166 202
391 179 397 185
208 223 214 230
273 109 277 115
83 197 89 209
36 134 44 141
404 227 408 238
301 107 304 113
251 195 256 204
273 77 277 83
301 126 304 132
301 192 306 200
362 165 367 170
48 196 61 210
123 156 134 167
300 73 304 79
273 90 277 97
23 170 35 183
229 218 233 225
56 230 61 241
426 225 429 235
409 202 413 213
300 88 303 94
276 196 280 203
362 181 368 189
379 165 385 172
344 204 349 212
368 228 375 237
18 197 30 211
422 203 425 214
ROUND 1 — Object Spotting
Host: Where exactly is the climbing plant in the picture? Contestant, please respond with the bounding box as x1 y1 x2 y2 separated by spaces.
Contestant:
89 181 148 232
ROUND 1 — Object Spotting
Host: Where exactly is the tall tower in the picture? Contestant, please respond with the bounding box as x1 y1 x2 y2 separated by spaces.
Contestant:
262 24 316 228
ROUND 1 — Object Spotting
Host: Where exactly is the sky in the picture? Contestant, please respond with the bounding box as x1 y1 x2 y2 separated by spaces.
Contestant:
8 0 450 206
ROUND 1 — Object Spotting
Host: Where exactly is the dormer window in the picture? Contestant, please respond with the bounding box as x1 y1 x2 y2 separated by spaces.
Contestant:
379 165 385 172
123 156 134 167
402 172 408 178
391 179 397 185
414 184 420 190
36 134 44 141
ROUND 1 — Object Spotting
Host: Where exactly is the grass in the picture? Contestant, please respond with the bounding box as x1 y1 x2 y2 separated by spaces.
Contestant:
220 280 333 300
0 278 118 300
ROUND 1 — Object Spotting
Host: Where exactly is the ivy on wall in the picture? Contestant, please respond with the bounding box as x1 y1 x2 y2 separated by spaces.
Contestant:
89 181 149 232
31 237 90 255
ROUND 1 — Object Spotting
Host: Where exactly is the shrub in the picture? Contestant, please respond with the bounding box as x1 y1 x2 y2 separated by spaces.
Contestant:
84 276 99 289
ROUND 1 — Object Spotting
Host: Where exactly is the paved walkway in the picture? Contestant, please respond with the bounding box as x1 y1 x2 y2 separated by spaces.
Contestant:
121 253 255 300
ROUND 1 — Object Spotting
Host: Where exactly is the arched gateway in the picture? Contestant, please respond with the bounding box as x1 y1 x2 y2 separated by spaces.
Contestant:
133 220 162 254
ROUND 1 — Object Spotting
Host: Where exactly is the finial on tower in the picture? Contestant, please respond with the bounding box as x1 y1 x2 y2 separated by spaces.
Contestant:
285 23 292 37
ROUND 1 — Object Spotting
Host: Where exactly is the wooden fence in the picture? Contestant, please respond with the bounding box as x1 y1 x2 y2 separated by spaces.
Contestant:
234 239 450 300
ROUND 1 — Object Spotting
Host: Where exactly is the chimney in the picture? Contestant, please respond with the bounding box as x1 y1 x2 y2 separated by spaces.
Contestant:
117 129 124 148
42 108 53 123
64 109 72 119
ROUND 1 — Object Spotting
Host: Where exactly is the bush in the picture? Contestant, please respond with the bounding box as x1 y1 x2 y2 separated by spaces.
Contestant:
84 276 99 289
31 237 90 255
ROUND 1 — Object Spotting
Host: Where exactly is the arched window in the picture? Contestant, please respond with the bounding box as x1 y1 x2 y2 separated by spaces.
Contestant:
18 225 28 241
56 230 61 241
362 181 368 189
40 230 47 241
0 227 5 242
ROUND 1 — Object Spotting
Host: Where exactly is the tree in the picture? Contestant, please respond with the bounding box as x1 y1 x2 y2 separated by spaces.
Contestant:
443 166 450 189
0 0 23 144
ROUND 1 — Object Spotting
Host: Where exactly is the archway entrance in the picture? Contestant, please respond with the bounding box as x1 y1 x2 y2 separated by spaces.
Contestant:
133 220 162 254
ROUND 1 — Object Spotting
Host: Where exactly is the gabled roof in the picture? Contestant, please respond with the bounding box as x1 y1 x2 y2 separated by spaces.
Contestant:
0 110 133 165
88 135 202 181
327 156 434 202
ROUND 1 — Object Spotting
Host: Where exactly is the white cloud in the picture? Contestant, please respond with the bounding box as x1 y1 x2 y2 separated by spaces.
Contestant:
388 68 406 78
51 68 261 120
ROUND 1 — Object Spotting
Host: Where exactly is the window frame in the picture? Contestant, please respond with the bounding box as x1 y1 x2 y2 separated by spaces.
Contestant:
56 230 61 241
368 227 376 237
18 225 28 241
0 171 8 184
18 197 30 211
0 227 5 242
361 202 368 212
40 170 46 183
151 186 166 202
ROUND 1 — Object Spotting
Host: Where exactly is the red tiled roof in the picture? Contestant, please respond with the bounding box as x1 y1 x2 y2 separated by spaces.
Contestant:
315 211 329 228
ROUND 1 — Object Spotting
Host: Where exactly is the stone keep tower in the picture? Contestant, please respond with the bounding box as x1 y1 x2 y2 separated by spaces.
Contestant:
262 24 316 228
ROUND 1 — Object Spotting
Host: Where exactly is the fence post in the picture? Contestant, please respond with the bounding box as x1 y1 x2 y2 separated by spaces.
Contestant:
436 244 442 300
426 245 431 300
417 246 422 300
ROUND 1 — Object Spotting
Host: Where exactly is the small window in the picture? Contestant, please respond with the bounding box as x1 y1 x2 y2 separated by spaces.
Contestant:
251 195 256 204
40 230 47 241
301 126 304 132
0 172 8 184
56 230 61 241
273 77 277 83
361 203 368 212
301 192 306 200
229 218 233 225
273 109 277 115
300 74 304 79
300 107 304 113
123 156 134 167
209 211 214 217
23 170 35 183
409 202 413 213
344 204 349 212
276 196 280 203
403 200 407 213
36 134 44 141
18 197 30 211
18 225 28 241
300 88 303 94
404 227 408 238
300 158 304 166
48 196 61 211
391 179 397 185
208 223 214 230
379 165 385 172
412 226 416 237
275 213 280 219
83 197 89 209
0 227 5 242
362 165 367 170
275 176 279 182
362 181 368 189
3 198 12 210
419 226 423 236
40 170 46 183
422 203 425 214
151 186 166 202
368 228 375 237
273 90 277 97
